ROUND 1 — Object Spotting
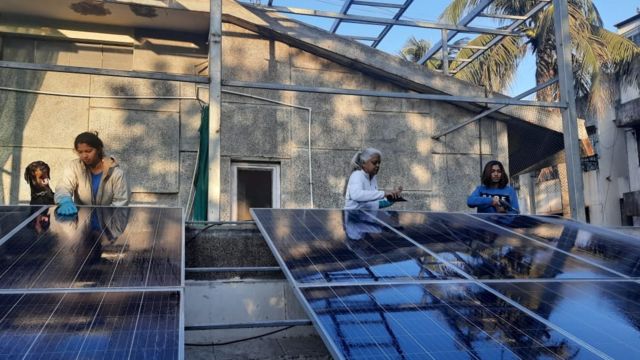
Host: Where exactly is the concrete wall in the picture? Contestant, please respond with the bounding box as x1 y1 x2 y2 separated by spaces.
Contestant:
0 30 206 209
0 20 506 219
217 23 506 219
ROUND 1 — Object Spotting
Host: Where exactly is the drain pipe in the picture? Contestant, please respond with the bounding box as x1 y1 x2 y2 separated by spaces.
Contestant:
208 87 314 208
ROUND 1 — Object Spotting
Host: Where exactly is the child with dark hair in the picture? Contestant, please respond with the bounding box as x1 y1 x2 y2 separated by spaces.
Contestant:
55 131 130 216
24 161 55 205
467 160 519 214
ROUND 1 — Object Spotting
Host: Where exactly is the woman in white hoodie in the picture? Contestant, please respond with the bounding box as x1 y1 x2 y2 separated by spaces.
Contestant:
344 148 402 210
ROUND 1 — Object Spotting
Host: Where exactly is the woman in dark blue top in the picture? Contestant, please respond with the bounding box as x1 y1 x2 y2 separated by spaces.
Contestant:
467 160 519 214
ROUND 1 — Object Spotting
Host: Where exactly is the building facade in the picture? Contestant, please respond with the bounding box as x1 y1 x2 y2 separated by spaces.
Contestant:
0 0 562 220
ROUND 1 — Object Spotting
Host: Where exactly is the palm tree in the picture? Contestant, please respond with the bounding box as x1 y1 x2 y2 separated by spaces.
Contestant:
399 36 431 63
438 0 640 114
400 36 471 71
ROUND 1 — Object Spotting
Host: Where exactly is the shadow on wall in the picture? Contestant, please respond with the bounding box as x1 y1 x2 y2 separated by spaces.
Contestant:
0 39 55 204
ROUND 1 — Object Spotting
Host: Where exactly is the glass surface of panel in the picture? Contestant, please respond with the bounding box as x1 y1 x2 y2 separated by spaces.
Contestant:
0 207 182 290
488 281 640 359
0 206 44 241
474 214 640 277
0 291 180 359
374 211 618 280
252 209 463 284
303 283 599 359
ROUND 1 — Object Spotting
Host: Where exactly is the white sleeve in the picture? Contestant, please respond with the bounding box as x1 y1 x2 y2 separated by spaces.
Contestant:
346 172 385 202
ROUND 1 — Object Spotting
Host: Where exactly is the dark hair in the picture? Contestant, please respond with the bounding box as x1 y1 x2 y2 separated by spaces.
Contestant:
74 131 104 158
481 160 508 188
24 161 50 185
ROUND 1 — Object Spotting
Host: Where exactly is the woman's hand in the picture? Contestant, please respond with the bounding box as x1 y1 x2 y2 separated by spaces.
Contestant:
385 186 403 200
492 196 506 213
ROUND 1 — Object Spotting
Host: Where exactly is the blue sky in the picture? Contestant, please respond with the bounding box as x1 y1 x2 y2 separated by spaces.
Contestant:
266 0 639 97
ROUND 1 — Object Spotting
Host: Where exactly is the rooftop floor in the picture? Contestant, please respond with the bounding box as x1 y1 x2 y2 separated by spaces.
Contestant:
186 335 330 359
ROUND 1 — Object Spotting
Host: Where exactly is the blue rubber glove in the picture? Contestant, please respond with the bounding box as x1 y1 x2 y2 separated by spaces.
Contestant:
378 199 393 208
56 196 78 216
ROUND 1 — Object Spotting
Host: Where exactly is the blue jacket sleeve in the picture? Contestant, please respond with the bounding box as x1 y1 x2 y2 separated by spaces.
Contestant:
507 187 520 214
467 186 493 208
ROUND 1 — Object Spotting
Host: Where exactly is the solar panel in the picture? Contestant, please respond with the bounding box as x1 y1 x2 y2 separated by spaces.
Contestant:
474 213 640 277
0 290 181 359
302 283 604 359
371 211 621 280
252 208 640 360
0 207 182 289
0 205 184 360
487 281 640 359
252 209 463 283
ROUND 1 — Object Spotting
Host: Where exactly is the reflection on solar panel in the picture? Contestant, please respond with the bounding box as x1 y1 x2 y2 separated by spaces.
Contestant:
0 206 45 243
474 213 640 277
252 208 640 360
489 281 640 359
253 209 462 283
0 206 183 359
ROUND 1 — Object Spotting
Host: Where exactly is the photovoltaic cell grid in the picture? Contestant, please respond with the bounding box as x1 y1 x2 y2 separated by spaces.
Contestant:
252 208 640 360
0 206 184 360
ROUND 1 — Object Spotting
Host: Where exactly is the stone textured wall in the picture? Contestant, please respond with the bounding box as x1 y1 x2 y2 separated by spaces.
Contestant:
218 23 506 218
0 21 506 219
0 33 205 209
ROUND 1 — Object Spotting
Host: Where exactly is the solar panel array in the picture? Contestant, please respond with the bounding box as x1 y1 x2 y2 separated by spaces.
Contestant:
252 208 640 360
0 205 184 359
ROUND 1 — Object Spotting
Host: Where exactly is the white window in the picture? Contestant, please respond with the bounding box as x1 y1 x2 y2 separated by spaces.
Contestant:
231 162 280 221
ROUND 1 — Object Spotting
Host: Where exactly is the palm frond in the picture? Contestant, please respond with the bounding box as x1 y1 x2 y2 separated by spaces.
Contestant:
399 36 431 63
598 28 640 89
452 34 526 93
439 0 480 24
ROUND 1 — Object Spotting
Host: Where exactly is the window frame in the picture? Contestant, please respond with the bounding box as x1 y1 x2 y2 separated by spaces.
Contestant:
230 162 280 221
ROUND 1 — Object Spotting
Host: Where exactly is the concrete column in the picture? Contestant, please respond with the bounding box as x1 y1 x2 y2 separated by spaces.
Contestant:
208 0 222 220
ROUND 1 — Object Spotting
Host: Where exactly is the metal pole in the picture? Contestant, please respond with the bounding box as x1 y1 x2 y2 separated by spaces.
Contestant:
441 29 449 75
553 0 585 221
208 0 222 221
431 77 559 139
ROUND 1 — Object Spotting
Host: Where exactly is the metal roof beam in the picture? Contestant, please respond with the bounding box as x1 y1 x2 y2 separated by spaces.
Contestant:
352 1 404 8
431 77 560 139
451 0 549 73
418 0 494 64
478 12 528 20
372 0 414 48
329 0 354 34
345 35 380 42
256 5 522 36
448 44 489 50
222 80 566 108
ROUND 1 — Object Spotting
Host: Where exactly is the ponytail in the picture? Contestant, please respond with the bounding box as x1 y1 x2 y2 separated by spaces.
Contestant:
350 151 363 171
350 148 382 171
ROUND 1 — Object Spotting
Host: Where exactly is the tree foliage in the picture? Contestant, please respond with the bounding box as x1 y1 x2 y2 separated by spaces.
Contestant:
402 0 640 114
